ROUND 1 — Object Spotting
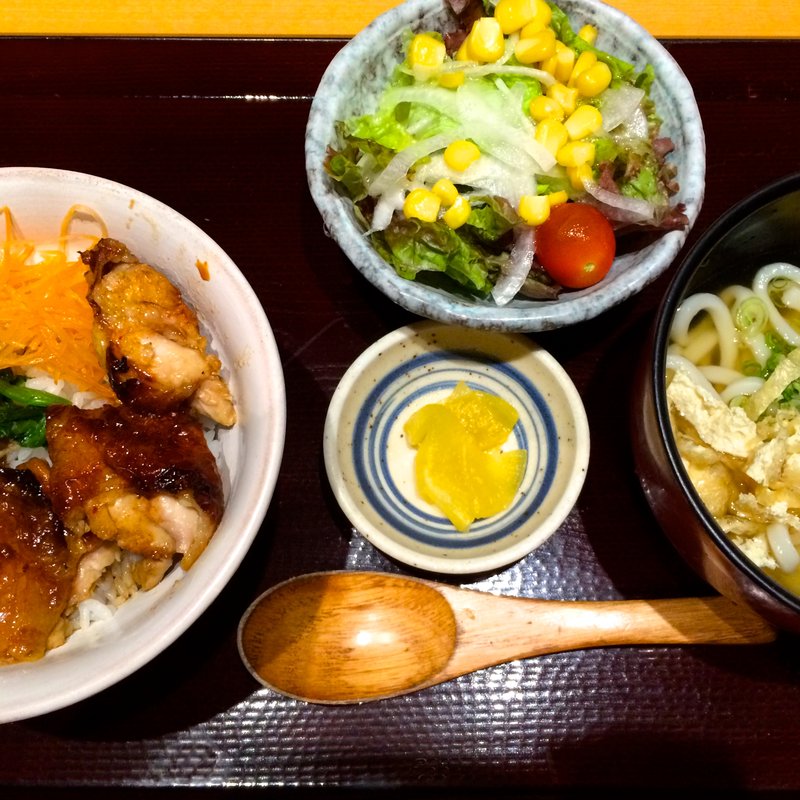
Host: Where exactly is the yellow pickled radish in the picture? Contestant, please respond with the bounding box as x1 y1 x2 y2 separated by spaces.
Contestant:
472 448 528 519
403 383 527 531
444 380 520 448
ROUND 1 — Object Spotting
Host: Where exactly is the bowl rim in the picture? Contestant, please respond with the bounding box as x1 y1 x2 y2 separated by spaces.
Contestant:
652 170 800 613
305 0 706 332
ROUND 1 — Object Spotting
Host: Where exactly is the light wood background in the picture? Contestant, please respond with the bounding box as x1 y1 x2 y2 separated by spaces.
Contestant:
3 0 799 38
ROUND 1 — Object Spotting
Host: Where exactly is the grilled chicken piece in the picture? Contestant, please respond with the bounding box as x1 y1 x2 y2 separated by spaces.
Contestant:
46 403 224 573
82 238 236 426
68 540 120 604
67 537 171 607
0 467 76 664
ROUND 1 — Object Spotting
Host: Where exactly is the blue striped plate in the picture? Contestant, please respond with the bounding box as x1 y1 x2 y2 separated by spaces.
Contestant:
324 321 590 574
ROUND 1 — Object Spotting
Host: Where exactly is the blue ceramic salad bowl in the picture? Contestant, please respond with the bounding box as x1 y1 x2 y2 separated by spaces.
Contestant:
306 0 705 332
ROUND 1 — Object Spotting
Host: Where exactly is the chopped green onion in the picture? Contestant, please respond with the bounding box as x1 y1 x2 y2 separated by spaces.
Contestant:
0 378 71 408
734 297 767 335
742 360 764 377
0 371 71 448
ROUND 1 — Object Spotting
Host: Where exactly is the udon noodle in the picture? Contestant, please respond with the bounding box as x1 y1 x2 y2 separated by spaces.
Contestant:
667 261 800 595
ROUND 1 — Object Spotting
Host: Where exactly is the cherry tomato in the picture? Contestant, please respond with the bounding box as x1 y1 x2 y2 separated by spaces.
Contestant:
535 202 616 289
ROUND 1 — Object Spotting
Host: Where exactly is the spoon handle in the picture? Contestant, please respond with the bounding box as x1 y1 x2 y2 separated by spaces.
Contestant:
432 585 776 685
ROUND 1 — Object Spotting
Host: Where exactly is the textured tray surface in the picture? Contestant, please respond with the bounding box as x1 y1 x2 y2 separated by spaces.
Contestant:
1 37 799 796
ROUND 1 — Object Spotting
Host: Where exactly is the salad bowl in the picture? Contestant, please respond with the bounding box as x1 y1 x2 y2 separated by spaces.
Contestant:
306 0 706 332
0 166 286 722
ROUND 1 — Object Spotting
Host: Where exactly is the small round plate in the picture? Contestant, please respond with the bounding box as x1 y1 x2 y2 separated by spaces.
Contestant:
323 321 590 574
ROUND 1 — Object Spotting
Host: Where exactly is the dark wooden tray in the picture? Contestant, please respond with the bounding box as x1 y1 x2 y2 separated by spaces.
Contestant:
1 37 800 797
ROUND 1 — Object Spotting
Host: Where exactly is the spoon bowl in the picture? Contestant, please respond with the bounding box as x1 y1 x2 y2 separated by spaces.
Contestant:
239 572 456 702
238 571 776 705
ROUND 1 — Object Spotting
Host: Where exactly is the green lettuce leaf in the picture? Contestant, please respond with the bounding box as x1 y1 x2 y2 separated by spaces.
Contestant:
547 2 651 89
373 213 508 297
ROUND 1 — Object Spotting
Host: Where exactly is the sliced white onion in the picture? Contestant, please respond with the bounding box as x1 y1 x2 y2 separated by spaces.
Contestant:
611 104 649 140
414 153 536 209
492 225 535 306
372 81 556 184
599 84 646 132
582 179 657 225
493 77 536 139
497 31 517 66
458 63 557 86
369 188 404 232
367 131 460 198
767 522 800 574
454 82 556 171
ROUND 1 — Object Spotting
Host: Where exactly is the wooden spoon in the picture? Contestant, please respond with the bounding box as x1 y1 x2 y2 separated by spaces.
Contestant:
237 570 776 704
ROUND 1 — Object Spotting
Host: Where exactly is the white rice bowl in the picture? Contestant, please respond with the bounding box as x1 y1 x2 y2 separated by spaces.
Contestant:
0 166 286 723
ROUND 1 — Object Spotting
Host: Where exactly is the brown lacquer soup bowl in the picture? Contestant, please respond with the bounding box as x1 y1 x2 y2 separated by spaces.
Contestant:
634 172 800 634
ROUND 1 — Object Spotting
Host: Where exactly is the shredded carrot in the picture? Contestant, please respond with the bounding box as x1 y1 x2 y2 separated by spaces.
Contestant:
0 205 114 398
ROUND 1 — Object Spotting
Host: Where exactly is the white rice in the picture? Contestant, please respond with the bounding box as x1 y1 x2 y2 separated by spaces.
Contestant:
74 598 115 630
22 368 107 409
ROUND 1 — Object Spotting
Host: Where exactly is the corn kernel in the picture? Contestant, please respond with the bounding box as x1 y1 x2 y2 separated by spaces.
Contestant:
534 117 569 156
546 82 578 115
519 0 552 35
568 50 597 86
564 104 603 139
456 40 471 61
575 61 612 97
467 17 505 63
540 40 568 76
547 190 569 206
514 27 557 65
444 139 481 171
577 24 598 44
518 194 551 225
494 0 535 35
438 69 466 88
567 163 593 190
552 46 576 84
529 94 564 122
432 178 459 206
519 18 545 37
403 188 441 222
443 195 472 228
556 140 596 167
408 33 446 71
